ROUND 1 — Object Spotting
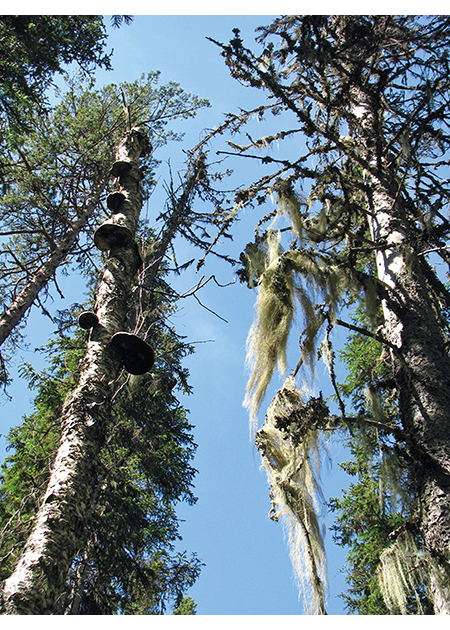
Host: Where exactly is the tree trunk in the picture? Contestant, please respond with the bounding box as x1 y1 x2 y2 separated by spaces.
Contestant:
373 206 450 612
353 96 450 613
0 173 110 350
0 127 149 614
389 262 450 613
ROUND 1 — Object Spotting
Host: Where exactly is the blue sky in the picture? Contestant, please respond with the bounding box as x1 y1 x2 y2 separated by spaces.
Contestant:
1 12 362 617
91 14 355 616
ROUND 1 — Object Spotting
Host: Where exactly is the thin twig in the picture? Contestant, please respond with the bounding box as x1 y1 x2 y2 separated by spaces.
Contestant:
336 317 398 353
324 316 347 418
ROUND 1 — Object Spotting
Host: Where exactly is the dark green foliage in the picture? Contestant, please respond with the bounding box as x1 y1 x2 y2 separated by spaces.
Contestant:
0 15 117 144
0 333 84 578
173 595 197 614
0 268 202 613
339 307 394 418
328 306 433 614
330 439 409 614
329 431 434 614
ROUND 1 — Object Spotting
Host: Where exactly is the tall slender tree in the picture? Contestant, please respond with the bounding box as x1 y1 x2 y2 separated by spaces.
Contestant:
0 97 234 612
0 73 209 384
208 15 450 613
0 263 201 614
1 124 151 613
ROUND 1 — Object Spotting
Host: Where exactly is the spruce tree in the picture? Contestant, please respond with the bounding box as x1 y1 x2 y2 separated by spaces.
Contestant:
0 124 150 613
0 262 201 614
209 15 450 613
0 15 130 144
0 88 230 612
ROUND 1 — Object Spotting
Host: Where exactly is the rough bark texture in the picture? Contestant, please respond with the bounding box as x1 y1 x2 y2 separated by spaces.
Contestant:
392 265 450 613
0 127 148 614
353 93 450 612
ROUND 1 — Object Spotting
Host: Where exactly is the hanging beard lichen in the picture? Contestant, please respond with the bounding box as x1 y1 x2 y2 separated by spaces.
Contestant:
377 529 443 614
244 231 297 434
242 197 354 612
243 229 348 434
255 377 336 615
275 183 305 242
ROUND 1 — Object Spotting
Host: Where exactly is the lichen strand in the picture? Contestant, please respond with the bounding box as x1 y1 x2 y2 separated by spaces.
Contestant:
377 527 450 614
255 378 337 615
244 227 350 434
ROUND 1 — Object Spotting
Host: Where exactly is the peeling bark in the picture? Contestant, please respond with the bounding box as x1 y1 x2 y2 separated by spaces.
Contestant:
0 127 149 614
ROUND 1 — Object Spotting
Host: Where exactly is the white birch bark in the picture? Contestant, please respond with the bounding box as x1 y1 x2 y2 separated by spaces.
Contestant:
366 183 405 348
0 127 149 614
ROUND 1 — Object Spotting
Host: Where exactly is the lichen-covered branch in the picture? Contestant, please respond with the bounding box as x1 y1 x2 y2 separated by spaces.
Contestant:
255 379 334 614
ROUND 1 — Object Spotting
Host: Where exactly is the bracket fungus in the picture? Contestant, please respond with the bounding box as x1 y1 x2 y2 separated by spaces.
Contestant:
94 219 133 251
106 190 127 212
110 331 155 375
109 160 133 178
77 311 99 329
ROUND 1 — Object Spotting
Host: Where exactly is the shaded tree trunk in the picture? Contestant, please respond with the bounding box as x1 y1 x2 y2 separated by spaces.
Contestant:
0 127 149 614
394 267 450 613
354 94 450 613
371 190 450 613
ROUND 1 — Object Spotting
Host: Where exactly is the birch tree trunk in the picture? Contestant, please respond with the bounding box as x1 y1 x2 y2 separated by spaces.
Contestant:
0 127 149 614
354 97 450 613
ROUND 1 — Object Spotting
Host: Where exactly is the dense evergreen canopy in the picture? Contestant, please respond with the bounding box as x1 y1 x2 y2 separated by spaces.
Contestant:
0 16 131 141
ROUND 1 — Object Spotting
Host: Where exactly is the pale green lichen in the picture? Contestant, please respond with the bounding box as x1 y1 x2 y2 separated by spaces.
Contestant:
255 378 329 614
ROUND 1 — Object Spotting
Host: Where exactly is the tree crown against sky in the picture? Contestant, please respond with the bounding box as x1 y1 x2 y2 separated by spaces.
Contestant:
0 71 210 386
198 14 450 614
0 15 133 145
2 13 450 615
